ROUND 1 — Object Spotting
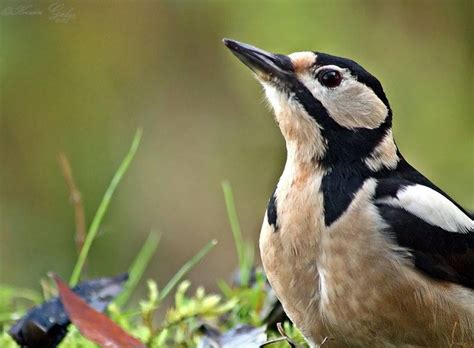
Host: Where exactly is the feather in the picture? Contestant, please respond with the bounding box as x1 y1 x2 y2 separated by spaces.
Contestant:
376 184 473 233
375 168 474 288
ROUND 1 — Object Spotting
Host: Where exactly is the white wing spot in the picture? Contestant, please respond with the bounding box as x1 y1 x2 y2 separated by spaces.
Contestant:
377 184 473 233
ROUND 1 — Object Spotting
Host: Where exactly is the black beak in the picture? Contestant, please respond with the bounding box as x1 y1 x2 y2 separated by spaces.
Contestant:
223 39 294 80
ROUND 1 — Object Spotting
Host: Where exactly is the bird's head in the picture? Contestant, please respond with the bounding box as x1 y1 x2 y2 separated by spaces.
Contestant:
224 39 398 171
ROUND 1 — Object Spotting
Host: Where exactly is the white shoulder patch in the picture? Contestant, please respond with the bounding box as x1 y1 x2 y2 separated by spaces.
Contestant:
377 184 473 233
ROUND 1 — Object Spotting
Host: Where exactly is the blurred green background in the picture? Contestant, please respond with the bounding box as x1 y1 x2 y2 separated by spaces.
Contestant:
1 0 472 299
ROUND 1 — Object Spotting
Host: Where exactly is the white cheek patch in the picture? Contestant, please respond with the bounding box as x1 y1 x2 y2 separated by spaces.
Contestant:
298 71 388 130
377 185 474 233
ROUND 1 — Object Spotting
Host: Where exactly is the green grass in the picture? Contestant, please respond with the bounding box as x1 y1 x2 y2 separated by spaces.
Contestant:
114 231 160 308
222 180 254 287
0 130 307 347
70 128 143 286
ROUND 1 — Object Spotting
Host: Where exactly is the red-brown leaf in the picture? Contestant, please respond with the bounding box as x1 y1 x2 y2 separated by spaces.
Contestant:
52 274 145 348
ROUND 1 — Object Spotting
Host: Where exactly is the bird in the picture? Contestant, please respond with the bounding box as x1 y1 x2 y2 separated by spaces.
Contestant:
223 38 474 347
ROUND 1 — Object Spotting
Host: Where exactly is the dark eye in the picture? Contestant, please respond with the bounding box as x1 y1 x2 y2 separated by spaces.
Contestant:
317 70 342 88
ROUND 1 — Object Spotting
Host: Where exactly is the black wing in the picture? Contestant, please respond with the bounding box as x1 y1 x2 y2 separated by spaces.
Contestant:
374 160 474 289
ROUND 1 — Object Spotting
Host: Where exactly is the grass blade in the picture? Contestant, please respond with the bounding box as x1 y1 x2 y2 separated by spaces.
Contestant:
70 129 143 286
159 239 217 302
221 181 250 286
114 232 160 308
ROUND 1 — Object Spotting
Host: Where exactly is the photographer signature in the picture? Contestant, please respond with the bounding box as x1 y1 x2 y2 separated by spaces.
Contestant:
1 1 75 23
48 1 75 23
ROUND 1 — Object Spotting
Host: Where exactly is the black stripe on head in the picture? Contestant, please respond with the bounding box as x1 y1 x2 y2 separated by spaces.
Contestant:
315 52 391 109
290 78 392 166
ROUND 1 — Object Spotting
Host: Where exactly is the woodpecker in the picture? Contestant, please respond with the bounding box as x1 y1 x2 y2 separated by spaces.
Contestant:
223 39 474 347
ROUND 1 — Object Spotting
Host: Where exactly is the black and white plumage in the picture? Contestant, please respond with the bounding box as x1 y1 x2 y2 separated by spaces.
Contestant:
224 38 474 347
374 161 474 288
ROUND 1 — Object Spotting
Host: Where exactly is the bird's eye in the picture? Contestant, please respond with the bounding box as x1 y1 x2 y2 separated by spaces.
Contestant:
317 70 342 88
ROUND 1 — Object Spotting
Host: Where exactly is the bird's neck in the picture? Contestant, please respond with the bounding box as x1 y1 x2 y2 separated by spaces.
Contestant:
285 128 400 174
285 136 402 182
285 138 322 166
283 140 325 185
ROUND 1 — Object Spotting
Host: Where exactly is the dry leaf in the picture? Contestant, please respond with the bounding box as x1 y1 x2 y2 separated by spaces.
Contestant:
52 274 144 348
